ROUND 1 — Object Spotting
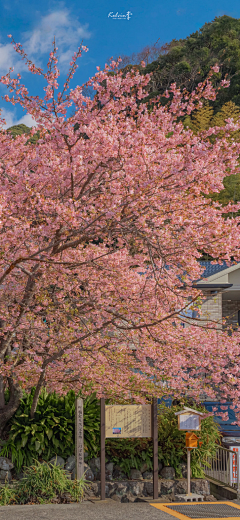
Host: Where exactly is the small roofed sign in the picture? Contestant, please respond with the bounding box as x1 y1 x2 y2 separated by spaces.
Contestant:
175 407 205 431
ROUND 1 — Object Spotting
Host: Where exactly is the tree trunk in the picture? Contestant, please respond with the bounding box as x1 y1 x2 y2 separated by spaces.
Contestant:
0 376 5 410
30 367 46 419
0 377 23 437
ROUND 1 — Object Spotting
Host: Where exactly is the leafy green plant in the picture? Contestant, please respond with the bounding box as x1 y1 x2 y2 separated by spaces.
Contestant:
0 481 17 506
106 438 153 477
157 406 186 476
0 461 87 505
17 460 87 504
0 389 100 471
82 393 100 458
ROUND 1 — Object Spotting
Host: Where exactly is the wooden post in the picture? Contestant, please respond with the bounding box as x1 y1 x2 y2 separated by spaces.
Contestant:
187 448 191 495
152 397 158 500
75 398 84 479
100 398 105 500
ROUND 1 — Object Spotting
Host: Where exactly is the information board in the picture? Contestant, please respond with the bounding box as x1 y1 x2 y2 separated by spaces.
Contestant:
178 413 201 431
105 404 152 438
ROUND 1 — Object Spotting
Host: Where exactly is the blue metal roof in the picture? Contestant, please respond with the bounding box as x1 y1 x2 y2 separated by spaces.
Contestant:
203 402 239 433
199 261 230 278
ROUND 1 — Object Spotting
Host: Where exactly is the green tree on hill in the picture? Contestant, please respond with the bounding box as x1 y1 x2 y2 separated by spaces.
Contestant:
7 123 31 138
7 123 39 144
142 15 240 111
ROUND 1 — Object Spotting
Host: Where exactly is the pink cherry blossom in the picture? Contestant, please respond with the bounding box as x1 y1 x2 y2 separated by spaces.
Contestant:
0 37 239 430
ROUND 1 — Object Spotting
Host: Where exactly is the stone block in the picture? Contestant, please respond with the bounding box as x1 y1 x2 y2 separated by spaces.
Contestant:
129 481 144 496
175 479 187 494
178 463 190 479
49 455 65 467
112 465 127 480
191 479 210 495
106 462 113 481
65 455 75 472
0 469 11 481
0 457 14 471
89 457 101 480
144 481 153 496
143 471 153 479
140 463 148 473
130 469 143 480
160 466 175 480
84 463 94 481
160 479 175 494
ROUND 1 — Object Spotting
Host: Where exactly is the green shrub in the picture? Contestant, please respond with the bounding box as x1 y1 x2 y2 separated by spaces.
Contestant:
0 482 17 506
17 460 87 504
0 461 87 505
157 403 221 477
0 390 100 471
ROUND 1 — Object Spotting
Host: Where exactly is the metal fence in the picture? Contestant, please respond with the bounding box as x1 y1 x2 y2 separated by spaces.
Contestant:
203 445 240 491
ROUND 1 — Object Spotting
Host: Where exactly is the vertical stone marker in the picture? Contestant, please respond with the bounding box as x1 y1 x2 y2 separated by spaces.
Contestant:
75 398 84 479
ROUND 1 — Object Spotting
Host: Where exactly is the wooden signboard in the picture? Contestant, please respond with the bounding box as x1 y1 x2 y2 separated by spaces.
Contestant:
105 405 152 438
100 398 158 501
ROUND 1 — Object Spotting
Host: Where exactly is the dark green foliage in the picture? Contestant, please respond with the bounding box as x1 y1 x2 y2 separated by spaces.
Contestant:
0 482 17 506
0 460 87 505
82 393 100 458
143 15 240 112
0 390 100 471
105 438 153 477
210 173 240 208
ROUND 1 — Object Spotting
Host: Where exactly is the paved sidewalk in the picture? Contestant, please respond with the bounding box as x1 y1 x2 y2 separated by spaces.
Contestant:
0 500 175 520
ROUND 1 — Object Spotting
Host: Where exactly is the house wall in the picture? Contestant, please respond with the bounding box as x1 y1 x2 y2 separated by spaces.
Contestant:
222 299 240 329
228 270 240 285
200 291 222 328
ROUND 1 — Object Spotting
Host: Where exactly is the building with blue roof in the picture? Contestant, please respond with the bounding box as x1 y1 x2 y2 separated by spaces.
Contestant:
192 261 240 330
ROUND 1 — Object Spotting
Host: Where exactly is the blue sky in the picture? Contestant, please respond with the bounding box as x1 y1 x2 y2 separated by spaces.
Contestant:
0 0 240 128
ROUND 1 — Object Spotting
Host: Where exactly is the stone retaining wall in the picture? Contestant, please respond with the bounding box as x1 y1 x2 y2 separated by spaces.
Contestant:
86 478 210 502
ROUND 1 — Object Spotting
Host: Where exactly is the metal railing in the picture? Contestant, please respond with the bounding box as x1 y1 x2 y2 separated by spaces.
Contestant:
202 446 240 492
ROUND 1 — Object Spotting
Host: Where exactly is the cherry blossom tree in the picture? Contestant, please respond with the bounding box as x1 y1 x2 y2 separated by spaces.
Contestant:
0 39 240 434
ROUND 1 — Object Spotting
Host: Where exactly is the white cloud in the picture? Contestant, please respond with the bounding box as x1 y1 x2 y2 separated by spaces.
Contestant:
0 43 26 74
23 9 91 68
0 7 92 74
25 10 91 57
0 108 36 129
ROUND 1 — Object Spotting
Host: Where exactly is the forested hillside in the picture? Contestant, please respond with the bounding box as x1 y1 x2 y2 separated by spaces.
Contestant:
143 15 240 111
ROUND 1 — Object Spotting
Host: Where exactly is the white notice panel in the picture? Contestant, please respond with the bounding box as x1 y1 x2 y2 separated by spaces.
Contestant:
178 413 201 431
